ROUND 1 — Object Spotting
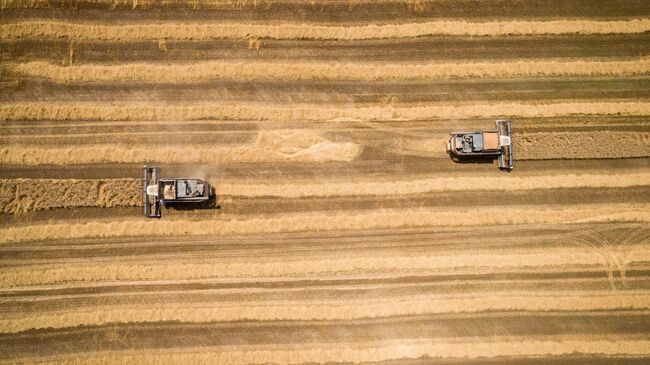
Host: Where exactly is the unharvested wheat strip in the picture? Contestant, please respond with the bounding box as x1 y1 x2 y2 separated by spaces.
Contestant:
8 59 650 83
10 339 650 365
3 19 650 41
2 101 649 122
2 293 650 334
3 247 649 286
517 131 650 160
1 204 647 244
220 171 650 197
0 178 140 214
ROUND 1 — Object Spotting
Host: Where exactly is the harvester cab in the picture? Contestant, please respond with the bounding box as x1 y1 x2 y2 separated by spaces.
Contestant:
446 119 514 171
143 165 213 218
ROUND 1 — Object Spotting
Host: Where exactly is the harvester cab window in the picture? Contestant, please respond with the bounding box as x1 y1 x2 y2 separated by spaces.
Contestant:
176 180 189 198
460 136 472 153
471 133 484 152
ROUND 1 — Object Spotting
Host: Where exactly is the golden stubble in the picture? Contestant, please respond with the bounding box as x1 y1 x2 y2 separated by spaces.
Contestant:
1 203 647 244
3 19 650 40
0 130 361 165
2 295 650 334
7 59 650 83
219 171 650 197
2 101 649 121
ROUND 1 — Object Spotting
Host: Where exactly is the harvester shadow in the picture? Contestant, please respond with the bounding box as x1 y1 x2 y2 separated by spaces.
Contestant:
165 194 221 212
448 153 497 166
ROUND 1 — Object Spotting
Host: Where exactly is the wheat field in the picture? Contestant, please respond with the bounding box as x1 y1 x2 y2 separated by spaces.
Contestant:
1 0 650 364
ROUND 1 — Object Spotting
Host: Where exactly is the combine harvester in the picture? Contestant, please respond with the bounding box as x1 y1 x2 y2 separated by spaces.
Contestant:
447 119 514 171
143 165 213 218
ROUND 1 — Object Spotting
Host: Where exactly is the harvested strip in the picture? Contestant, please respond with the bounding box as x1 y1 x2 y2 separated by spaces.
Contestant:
3 247 649 286
517 131 650 160
2 101 649 122
0 144 361 165
7 339 650 365
0 130 361 165
1 204 647 244
7 59 650 83
9 338 650 365
3 19 650 41
220 171 650 197
2 294 650 334
3 314 650 361
0 179 140 214
25 339 650 365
